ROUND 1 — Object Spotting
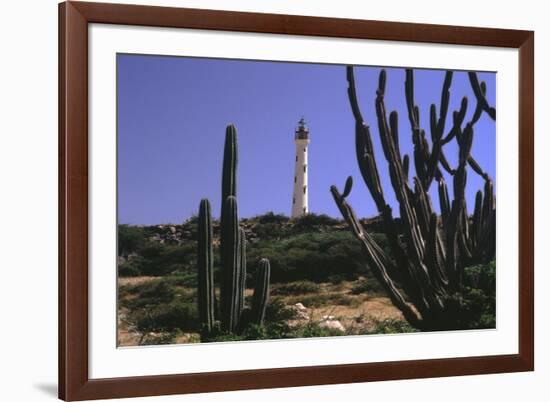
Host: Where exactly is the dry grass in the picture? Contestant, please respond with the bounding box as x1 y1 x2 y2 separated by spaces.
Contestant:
117 275 407 346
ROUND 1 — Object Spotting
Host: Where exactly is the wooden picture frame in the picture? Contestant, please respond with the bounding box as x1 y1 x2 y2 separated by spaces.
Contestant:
59 1 534 400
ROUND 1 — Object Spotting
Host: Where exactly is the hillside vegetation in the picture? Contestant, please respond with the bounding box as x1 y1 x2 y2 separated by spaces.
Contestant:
117 213 495 346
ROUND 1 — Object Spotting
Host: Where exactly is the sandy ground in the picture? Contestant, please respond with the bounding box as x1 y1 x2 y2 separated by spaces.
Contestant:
117 276 405 346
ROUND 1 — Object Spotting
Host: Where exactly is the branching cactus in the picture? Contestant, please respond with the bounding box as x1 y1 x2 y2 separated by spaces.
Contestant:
196 124 271 335
331 67 496 330
251 258 271 326
197 199 215 331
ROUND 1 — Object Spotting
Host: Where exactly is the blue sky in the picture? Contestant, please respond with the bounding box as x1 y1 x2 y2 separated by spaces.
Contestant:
117 54 495 224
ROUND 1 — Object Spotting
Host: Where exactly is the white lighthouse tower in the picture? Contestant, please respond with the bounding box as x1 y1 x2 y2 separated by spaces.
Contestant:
291 118 310 218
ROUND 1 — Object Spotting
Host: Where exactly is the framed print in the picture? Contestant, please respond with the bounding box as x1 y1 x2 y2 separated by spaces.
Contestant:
59 1 534 400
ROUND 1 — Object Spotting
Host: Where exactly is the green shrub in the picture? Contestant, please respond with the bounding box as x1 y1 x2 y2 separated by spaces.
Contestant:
118 225 145 256
272 280 320 295
327 293 356 306
292 322 345 338
370 318 417 334
265 298 297 322
139 331 179 346
293 213 339 228
129 241 201 276
256 212 289 224
285 293 331 308
118 260 142 277
131 300 199 333
247 231 371 283
350 278 384 295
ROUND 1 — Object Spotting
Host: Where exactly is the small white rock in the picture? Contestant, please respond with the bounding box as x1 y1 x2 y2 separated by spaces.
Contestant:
319 319 345 332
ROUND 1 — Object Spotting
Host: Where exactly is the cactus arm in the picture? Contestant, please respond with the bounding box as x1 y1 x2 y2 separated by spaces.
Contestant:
346 67 386 209
438 177 451 229
330 184 424 328
237 228 246 321
197 199 215 331
468 72 496 120
250 258 271 326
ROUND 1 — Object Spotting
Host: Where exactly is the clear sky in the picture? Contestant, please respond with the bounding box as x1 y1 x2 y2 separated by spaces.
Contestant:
117 54 496 225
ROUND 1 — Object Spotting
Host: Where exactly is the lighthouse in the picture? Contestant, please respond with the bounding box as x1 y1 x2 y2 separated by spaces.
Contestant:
291 118 310 218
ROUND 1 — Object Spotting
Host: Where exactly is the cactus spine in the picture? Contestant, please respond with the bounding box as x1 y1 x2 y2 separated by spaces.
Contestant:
251 258 270 326
197 198 214 331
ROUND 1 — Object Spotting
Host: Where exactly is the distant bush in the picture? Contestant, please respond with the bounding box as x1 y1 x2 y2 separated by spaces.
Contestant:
130 241 200 276
116 221 390 282
256 212 289 224
350 277 384 295
247 231 376 283
118 259 143 277
131 300 199 333
118 225 145 256
284 293 329 308
293 213 340 228
272 280 320 295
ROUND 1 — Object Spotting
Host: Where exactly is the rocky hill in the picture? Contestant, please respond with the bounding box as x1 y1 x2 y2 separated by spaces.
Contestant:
124 213 386 248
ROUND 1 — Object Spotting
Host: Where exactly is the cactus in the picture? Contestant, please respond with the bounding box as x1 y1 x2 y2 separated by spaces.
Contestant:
220 195 241 332
196 124 271 336
220 124 238 231
250 258 270 326
237 228 247 318
331 67 496 330
197 199 215 331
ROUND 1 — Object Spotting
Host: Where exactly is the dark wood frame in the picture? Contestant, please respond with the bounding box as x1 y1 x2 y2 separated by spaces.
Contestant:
59 1 534 400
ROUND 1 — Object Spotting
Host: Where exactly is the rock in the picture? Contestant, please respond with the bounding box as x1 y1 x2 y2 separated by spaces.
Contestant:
290 303 310 321
169 226 176 234
319 319 345 332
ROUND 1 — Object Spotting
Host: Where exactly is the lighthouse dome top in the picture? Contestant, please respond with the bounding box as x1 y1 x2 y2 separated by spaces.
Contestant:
295 117 310 140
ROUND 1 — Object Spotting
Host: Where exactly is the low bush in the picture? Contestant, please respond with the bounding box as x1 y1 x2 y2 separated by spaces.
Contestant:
291 322 345 338
369 318 417 334
247 231 372 283
350 277 384 295
118 259 143 277
271 280 320 295
256 212 289 225
130 300 199 333
293 213 340 228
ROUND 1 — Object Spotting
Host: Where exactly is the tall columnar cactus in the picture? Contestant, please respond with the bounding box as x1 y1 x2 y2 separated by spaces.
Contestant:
219 124 241 332
197 198 214 331
331 67 496 330
221 124 238 230
220 195 242 332
196 124 271 335
250 258 271 326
